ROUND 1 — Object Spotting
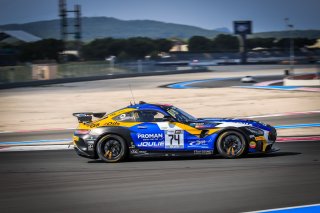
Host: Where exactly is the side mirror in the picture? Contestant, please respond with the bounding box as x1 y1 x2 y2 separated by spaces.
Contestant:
163 115 175 122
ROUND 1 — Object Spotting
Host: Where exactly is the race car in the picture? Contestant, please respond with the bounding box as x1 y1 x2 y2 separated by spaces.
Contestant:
72 101 277 162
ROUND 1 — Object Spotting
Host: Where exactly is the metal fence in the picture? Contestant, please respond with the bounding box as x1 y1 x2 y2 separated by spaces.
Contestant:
0 61 181 84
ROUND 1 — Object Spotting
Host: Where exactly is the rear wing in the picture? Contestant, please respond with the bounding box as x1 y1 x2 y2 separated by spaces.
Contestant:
73 112 106 123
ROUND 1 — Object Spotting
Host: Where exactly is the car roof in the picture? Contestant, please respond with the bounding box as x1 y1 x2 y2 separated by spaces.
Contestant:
128 101 172 111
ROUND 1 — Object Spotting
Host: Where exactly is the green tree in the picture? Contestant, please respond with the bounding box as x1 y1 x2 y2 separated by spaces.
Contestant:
81 37 173 60
294 38 316 48
125 37 156 59
154 39 173 52
274 37 316 50
188 36 212 52
247 38 275 49
19 39 64 62
81 37 116 60
211 34 239 52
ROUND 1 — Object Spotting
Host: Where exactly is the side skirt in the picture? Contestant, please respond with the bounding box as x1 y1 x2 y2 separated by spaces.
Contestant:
128 149 215 158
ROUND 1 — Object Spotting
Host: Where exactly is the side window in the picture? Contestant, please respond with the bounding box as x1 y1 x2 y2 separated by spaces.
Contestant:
153 112 166 122
135 110 166 122
113 112 136 122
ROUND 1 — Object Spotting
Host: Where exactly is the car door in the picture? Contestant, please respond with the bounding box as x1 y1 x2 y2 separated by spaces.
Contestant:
130 110 186 151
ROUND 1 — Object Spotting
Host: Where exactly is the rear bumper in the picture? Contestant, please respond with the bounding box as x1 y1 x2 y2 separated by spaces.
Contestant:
74 146 94 159
73 134 98 159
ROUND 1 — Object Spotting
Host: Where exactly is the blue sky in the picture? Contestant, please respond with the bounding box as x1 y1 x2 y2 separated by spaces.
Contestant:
0 0 319 32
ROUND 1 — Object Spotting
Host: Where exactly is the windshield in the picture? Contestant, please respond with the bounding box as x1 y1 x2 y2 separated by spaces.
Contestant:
166 106 197 123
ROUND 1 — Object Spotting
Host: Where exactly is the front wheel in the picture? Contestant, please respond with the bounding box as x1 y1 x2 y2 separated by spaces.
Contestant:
216 131 248 159
96 135 127 163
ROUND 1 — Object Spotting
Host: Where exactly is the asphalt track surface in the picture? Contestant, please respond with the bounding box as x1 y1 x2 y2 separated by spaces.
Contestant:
0 113 319 142
0 141 319 213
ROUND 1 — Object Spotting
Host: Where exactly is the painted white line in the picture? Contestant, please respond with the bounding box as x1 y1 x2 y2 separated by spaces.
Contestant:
277 136 320 142
239 110 320 119
0 128 75 134
0 139 72 145
243 203 320 213
0 131 14 134
0 145 74 152
254 80 283 86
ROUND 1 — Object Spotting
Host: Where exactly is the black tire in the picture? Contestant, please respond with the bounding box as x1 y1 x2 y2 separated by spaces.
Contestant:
216 130 248 159
96 134 127 163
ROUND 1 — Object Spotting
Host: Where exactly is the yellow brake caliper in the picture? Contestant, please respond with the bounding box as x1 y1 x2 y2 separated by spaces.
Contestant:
227 147 235 156
104 150 112 159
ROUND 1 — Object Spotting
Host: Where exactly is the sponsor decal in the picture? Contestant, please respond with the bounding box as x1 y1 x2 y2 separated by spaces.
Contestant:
249 141 256 149
130 149 139 154
137 133 164 139
104 121 120 126
194 150 213 155
88 144 94 150
195 123 205 128
86 140 95 151
129 142 136 148
137 141 165 147
189 140 208 146
255 136 265 141
89 123 100 128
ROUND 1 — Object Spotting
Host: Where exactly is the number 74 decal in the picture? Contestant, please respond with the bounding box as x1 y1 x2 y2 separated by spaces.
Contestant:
165 130 184 149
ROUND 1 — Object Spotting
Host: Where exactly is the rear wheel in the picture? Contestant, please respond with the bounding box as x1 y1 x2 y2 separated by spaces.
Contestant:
96 135 127 163
216 131 247 159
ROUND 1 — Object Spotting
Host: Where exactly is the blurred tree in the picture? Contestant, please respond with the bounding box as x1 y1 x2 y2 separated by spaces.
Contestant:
154 39 173 52
188 36 212 52
294 38 317 48
81 37 115 60
274 37 316 50
81 37 172 60
125 37 156 59
19 39 64 62
211 34 239 52
64 40 84 50
247 37 275 49
108 39 127 56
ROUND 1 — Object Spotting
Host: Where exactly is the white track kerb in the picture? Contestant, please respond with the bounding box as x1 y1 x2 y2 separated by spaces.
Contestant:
244 203 320 213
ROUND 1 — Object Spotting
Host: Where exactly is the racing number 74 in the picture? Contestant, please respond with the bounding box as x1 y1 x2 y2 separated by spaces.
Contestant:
169 134 180 145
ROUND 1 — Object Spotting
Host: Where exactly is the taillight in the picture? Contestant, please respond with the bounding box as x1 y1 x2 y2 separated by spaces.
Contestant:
74 129 90 135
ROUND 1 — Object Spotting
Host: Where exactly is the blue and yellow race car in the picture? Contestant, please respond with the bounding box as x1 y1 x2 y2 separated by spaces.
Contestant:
73 101 277 162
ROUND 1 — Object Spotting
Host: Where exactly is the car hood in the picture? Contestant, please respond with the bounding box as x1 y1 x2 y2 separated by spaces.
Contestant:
190 117 272 131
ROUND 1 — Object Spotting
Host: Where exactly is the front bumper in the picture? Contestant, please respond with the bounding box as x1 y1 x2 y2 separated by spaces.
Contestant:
248 127 277 153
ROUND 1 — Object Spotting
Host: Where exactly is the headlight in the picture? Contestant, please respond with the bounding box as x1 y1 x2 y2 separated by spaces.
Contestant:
245 126 264 136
